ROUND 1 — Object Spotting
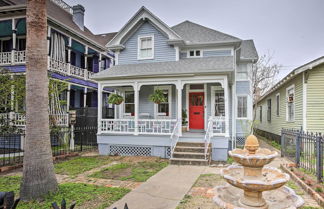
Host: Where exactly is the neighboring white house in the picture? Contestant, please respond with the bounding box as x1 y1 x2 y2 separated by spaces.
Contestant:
92 6 258 162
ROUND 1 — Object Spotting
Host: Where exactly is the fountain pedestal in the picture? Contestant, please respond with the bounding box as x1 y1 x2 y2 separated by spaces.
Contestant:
213 135 304 209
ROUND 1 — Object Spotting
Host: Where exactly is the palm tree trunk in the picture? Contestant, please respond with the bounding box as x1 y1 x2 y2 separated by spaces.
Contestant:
20 0 58 200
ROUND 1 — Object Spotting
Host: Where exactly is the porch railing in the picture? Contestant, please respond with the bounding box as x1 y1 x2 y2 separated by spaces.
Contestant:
70 65 86 79
14 51 26 64
0 52 12 66
0 112 69 127
101 119 135 134
204 118 213 160
49 58 69 74
100 119 177 135
210 116 226 135
170 120 181 158
138 119 177 135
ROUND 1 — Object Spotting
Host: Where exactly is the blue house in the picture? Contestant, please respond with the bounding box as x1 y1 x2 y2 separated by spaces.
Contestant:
93 7 258 163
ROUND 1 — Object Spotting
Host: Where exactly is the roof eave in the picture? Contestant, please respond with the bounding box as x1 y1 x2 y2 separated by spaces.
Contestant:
0 4 26 12
183 40 241 48
107 44 126 51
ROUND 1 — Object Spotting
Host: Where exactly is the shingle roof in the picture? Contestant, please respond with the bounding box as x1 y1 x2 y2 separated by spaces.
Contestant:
240 40 258 60
171 20 241 44
94 32 117 46
92 56 234 80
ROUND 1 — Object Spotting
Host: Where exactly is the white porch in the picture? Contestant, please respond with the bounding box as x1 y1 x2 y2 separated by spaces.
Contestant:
97 75 230 138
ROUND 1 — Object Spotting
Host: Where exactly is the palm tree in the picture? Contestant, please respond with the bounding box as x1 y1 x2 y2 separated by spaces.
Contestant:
20 0 58 200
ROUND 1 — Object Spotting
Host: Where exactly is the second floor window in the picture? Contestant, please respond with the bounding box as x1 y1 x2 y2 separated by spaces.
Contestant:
237 64 248 80
188 50 201 58
138 35 154 59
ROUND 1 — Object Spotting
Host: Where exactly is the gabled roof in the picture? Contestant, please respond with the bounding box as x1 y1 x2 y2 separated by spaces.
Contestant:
107 6 182 49
92 56 234 80
94 32 117 46
258 56 324 103
171 20 241 45
239 40 258 61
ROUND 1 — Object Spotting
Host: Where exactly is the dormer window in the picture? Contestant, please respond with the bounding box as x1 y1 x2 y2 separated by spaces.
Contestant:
188 50 201 58
138 35 154 60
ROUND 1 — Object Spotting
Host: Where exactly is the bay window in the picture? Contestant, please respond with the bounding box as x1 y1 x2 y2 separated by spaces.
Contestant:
237 96 247 118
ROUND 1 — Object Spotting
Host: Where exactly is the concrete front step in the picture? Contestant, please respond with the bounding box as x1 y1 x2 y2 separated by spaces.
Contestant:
176 142 205 147
174 146 210 153
170 158 208 166
173 151 208 159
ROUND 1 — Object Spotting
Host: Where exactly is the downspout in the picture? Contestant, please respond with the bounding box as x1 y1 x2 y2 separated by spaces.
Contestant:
232 46 241 149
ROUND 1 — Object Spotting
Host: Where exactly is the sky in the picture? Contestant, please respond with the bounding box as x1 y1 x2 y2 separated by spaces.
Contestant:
65 0 324 80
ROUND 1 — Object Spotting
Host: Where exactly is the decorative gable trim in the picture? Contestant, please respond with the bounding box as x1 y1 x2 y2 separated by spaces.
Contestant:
107 6 182 49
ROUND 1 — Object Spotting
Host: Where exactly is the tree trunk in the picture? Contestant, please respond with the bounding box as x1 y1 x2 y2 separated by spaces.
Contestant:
20 0 58 200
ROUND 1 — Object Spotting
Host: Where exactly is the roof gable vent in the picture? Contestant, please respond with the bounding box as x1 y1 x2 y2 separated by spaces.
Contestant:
72 4 85 31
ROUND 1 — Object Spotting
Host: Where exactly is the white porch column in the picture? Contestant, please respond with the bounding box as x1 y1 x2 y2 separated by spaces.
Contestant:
134 82 139 135
47 26 51 67
99 53 102 71
83 87 87 107
224 77 230 137
177 81 183 136
67 37 72 75
11 18 16 64
67 84 71 112
98 83 103 134
84 46 88 80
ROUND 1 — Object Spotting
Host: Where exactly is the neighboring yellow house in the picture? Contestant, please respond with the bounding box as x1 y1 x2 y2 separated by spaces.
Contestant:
255 56 324 140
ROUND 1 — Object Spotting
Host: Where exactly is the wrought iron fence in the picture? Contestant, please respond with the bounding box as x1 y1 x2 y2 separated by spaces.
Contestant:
281 128 323 182
0 127 98 168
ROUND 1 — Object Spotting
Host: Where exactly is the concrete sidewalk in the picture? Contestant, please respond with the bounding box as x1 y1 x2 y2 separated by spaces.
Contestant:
108 165 206 209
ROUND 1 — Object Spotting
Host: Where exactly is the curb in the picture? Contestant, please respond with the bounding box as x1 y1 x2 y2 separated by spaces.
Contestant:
281 164 324 207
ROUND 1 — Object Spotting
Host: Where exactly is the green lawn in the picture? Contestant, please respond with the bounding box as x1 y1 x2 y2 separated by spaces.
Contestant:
89 160 168 182
54 156 116 177
0 176 130 209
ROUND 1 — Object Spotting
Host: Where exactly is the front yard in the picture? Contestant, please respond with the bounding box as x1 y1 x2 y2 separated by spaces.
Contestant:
0 154 168 209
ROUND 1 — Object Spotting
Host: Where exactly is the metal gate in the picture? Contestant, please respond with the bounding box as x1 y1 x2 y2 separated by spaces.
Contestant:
74 107 98 151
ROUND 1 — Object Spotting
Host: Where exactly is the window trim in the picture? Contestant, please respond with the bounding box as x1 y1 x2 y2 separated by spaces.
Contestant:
187 49 202 58
276 93 280 116
211 86 225 117
121 87 135 118
137 34 154 60
153 85 172 119
236 64 249 81
286 84 295 122
237 95 248 119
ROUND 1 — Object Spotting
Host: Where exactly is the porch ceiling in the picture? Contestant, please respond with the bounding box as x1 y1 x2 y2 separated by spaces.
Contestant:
92 56 234 80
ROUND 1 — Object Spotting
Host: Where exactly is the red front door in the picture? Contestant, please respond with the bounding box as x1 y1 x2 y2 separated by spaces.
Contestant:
189 92 204 129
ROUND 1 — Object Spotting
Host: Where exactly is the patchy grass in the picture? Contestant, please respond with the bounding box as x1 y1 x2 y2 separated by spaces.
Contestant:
0 176 130 209
194 174 223 188
89 159 168 182
286 180 304 195
54 156 117 177
226 156 234 164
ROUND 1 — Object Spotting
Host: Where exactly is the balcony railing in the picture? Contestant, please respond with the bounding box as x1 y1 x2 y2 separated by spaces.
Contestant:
210 116 226 135
14 51 26 64
0 52 12 65
100 119 177 135
0 112 69 127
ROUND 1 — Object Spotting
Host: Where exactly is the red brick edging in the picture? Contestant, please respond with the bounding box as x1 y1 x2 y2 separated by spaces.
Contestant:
0 152 80 173
281 164 324 207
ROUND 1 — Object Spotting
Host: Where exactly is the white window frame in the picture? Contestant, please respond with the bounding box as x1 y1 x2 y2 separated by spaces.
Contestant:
236 64 249 81
154 85 172 119
276 93 280 116
122 87 135 118
211 86 225 117
187 49 202 58
286 85 295 122
137 34 154 60
237 95 248 119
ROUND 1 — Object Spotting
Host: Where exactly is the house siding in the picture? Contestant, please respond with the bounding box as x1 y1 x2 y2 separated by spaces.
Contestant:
203 50 232 57
118 22 176 65
255 74 303 136
306 64 324 133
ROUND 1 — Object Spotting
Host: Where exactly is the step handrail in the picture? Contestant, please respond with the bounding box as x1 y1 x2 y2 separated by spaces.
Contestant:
170 120 181 158
204 117 214 160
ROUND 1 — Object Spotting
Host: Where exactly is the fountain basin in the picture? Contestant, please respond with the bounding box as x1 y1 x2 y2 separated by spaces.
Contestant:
229 148 278 168
222 165 289 192
213 184 304 209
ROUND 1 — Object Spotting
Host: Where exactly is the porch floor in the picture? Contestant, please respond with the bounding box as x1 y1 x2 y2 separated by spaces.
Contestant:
181 131 205 138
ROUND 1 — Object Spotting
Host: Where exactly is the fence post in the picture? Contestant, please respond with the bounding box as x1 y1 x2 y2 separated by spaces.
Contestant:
281 129 284 157
295 129 302 167
316 134 323 183
70 124 75 151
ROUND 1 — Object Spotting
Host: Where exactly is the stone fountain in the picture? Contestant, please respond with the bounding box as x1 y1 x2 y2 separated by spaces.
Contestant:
214 135 304 209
